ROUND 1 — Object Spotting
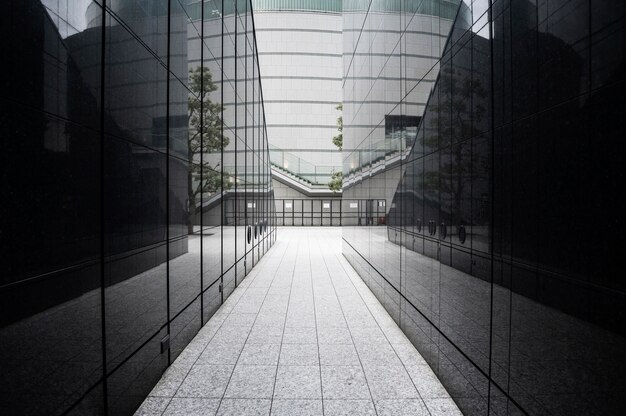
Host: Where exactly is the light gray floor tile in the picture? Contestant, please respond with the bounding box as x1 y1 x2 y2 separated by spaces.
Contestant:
321 366 371 400
285 316 317 328
318 343 360 366
405 365 450 398
263 294 289 307
323 399 376 416
317 327 353 344
175 365 233 398
349 326 389 344
197 342 244 365
270 399 323 416
380 326 413 346
273 365 322 399
222 313 257 328
282 327 317 344
238 344 281 365
141 228 456 416
363 365 418 400
149 364 189 397
224 365 276 399
247 326 284 344
423 397 463 415
254 313 285 328
375 399 430 416
173 349 203 368
134 397 170 415
279 344 319 366
344 314 379 328
162 398 220 416
212 326 251 344
232 302 264 314
356 343 402 367
217 399 271 416
316 313 348 327
392 343 428 366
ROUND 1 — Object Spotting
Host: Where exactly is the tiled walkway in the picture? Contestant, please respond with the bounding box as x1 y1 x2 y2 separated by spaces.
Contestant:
136 228 461 416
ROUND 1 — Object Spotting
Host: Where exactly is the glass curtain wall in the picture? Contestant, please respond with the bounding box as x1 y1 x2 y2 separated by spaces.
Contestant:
0 1 276 415
343 0 626 415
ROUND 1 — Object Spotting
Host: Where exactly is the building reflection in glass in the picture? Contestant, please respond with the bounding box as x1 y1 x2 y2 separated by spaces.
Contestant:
342 0 626 414
0 0 275 414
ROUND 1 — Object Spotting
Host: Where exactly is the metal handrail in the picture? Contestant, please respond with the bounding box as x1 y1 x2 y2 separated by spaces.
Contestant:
269 144 341 186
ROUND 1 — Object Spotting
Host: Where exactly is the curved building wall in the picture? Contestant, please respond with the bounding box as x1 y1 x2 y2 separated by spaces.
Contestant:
253 6 344 179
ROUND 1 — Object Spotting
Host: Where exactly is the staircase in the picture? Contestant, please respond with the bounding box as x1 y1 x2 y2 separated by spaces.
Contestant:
269 145 342 196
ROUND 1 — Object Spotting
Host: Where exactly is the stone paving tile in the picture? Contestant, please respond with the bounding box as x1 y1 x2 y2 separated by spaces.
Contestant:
317 326 353 344
162 398 220 416
217 399 271 416
355 342 403 367
323 399 377 416
224 365 276 399
222 313 257 328
279 343 319 366
375 398 430 416
285 316 317 328
273 365 322 399
196 342 244 366
320 366 370 400
247 326 284 344
270 399 323 416
363 365 419 400
148 364 189 397
381 326 415 346
405 365 451 398
135 397 170 415
253 312 285 328
138 228 457 416
349 326 389 345
317 313 349 328
211 326 251 344
393 343 429 366
238 344 281 365
282 327 317 344
423 397 464 415
175 365 233 398
318 343 360 366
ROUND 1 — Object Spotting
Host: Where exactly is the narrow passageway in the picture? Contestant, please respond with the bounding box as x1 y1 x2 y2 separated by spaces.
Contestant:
136 228 460 416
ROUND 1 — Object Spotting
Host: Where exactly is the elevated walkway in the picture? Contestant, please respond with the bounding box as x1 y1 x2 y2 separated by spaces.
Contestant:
269 145 342 197
271 166 339 197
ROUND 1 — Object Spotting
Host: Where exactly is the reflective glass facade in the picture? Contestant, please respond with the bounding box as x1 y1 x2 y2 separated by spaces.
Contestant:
0 0 275 414
343 1 626 415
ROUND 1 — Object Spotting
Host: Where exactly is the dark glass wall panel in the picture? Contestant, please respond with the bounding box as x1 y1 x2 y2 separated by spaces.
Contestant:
343 1 626 415
0 2 104 415
1 1 276 415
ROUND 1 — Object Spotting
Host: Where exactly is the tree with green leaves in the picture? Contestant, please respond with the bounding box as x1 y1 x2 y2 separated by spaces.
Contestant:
187 66 231 232
329 103 343 192
332 103 343 150
328 171 343 192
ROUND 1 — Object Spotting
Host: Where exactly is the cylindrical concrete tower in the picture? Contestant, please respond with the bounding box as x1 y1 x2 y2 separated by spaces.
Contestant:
253 0 344 190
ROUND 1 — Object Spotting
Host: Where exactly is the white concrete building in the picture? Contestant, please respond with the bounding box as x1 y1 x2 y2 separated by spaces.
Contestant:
253 0 344 191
